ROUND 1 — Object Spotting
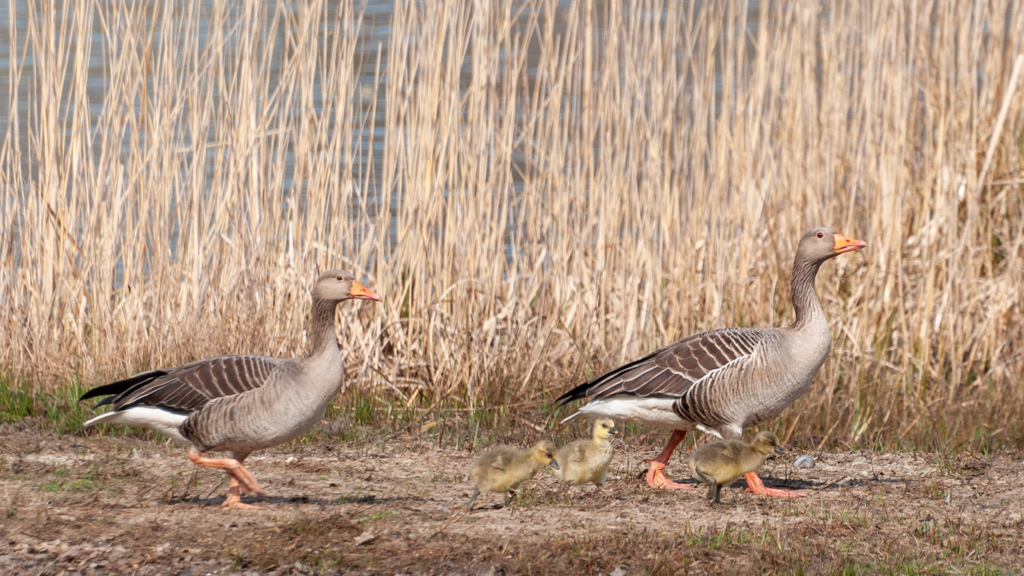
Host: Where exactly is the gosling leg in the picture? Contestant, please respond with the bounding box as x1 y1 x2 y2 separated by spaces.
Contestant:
694 470 718 502
467 488 480 512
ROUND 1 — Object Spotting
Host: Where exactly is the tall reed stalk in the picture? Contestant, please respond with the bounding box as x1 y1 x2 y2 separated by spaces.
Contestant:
2 0 1023 449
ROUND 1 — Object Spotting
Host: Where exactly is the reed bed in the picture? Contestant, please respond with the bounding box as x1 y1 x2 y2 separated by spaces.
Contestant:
2 0 1023 450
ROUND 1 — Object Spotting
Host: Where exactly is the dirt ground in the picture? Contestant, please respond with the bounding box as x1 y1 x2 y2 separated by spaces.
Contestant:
0 424 1021 575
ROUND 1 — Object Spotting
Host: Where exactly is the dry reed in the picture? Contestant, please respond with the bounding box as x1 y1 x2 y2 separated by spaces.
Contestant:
2 0 1024 449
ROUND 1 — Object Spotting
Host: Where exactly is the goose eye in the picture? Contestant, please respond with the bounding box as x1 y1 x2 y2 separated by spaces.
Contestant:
336 275 343 281
816 232 824 239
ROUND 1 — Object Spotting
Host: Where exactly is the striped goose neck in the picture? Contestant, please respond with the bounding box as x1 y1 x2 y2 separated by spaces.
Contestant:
789 256 825 329
306 297 340 358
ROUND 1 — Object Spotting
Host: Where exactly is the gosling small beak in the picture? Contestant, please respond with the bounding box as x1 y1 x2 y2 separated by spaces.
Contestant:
833 233 867 254
349 281 381 301
774 446 785 454
549 460 560 470
609 427 619 435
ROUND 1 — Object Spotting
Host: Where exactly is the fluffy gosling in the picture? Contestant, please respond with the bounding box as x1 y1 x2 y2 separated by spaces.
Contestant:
554 418 618 486
468 440 559 511
687 431 784 504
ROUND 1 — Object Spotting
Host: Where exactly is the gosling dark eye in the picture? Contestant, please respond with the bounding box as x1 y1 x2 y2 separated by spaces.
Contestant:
816 232 824 239
336 275 343 281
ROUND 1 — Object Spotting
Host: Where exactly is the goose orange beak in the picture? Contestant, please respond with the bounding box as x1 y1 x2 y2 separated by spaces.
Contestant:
833 234 866 254
349 281 381 301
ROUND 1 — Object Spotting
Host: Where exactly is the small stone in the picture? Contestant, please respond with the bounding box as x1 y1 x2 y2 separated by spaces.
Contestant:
794 455 815 469
354 529 376 546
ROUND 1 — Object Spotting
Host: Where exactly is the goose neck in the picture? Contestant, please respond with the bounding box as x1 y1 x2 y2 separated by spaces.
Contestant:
790 257 824 329
306 297 340 358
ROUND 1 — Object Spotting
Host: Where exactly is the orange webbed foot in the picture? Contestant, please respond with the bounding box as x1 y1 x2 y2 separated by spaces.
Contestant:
645 461 693 490
744 472 806 498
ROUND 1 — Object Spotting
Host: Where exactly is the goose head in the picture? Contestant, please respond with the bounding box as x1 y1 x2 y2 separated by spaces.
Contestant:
797 227 866 264
593 417 618 441
751 431 784 455
532 440 559 469
313 269 381 303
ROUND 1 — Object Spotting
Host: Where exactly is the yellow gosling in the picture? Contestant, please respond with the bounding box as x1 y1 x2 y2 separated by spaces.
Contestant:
468 440 559 511
687 431 784 504
554 418 618 486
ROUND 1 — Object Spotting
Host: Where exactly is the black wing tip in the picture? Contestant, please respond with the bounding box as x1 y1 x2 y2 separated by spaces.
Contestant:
79 384 115 402
78 369 168 403
555 381 593 408
92 397 115 408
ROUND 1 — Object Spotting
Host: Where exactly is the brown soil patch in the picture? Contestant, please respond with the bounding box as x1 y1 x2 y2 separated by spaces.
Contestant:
0 426 1020 575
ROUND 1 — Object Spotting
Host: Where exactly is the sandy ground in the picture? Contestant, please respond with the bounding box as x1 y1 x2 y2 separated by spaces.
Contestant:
0 425 1021 575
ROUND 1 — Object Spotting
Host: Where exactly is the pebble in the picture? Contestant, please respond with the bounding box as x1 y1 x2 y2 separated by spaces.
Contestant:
794 454 815 469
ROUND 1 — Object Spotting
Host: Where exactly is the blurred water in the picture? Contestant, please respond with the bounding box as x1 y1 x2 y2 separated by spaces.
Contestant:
0 0 395 195
0 1 761 269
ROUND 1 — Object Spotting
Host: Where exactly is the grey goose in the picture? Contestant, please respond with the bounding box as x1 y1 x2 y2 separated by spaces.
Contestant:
81 270 381 508
556 227 865 496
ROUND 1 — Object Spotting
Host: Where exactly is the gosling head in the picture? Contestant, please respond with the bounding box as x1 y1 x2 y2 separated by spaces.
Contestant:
751 431 784 455
313 269 381 303
532 440 559 470
592 417 618 441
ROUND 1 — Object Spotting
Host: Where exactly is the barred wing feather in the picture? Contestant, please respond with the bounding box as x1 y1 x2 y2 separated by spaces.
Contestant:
91 355 284 414
558 328 774 404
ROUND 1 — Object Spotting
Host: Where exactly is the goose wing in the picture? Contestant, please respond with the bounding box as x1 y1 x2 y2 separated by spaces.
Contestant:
80 355 284 414
557 327 775 405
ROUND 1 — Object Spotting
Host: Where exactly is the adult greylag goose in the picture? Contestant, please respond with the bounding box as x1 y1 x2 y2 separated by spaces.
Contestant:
688 431 784 504
80 270 381 508
556 227 865 497
554 418 617 486
468 440 559 511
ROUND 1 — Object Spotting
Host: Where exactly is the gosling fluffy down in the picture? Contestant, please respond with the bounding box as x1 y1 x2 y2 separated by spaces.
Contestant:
687 430 784 504
554 418 618 486
468 440 558 511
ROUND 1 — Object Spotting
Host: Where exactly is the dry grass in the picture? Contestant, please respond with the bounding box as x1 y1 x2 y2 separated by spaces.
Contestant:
2 0 1024 450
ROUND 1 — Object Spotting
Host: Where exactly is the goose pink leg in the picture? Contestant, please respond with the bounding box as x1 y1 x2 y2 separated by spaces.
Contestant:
220 476 262 509
645 430 692 490
744 472 806 498
187 449 264 509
